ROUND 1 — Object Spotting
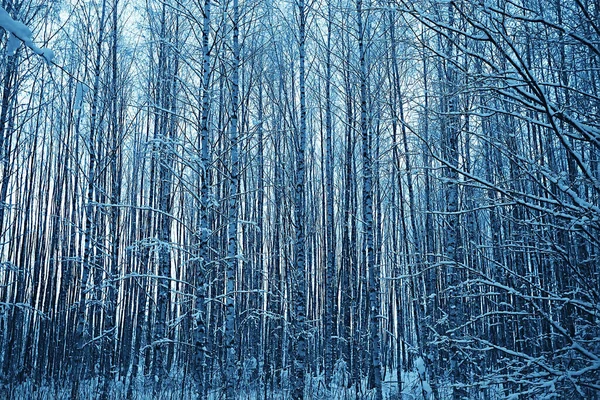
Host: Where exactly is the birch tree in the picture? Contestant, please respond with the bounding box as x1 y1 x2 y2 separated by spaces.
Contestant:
292 0 308 397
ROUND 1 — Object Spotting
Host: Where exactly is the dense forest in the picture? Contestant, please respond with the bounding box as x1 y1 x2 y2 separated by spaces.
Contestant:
0 0 599 398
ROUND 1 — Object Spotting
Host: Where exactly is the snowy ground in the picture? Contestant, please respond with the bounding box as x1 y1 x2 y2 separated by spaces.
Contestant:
4 371 408 399
3 368 509 399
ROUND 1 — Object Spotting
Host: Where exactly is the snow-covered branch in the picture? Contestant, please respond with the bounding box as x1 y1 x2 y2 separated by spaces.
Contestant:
0 6 53 62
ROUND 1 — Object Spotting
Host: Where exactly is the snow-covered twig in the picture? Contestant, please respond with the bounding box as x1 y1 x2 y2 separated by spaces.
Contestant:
0 6 53 63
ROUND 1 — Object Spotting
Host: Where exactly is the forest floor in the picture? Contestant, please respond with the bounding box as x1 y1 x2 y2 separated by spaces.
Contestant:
4 369 430 400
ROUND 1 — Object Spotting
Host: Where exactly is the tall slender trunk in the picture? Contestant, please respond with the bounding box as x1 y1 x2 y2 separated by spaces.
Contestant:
0 55 17 384
152 4 179 393
357 1 382 398
101 0 121 397
439 4 466 398
420 29 439 396
194 0 211 397
292 0 308 398
324 1 335 388
224 0 240 397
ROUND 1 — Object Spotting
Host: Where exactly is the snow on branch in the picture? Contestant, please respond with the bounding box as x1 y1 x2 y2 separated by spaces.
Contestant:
0 6 53 63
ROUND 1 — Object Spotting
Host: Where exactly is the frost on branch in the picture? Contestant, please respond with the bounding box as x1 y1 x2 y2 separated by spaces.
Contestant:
0 6 53 63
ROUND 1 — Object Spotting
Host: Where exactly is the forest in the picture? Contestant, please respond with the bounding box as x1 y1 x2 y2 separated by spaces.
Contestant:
0 0 599 398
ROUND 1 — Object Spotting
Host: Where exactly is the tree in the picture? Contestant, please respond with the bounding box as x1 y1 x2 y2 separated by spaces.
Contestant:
224 0 241 396
292 0 308 398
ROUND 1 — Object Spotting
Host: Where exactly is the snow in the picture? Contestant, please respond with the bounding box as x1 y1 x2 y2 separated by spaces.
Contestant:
6 33 21 55
414 357 433 398
415 356 426 375
40 48 54 64
0 7 32 41
422 381 433 396
0 6 53 63
74 83 86 111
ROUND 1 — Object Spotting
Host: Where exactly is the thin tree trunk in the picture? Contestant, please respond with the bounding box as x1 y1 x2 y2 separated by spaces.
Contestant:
292 0 308 398
357 1 382 398
324 1 336 389
224 0 240 396
194 0 211 397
